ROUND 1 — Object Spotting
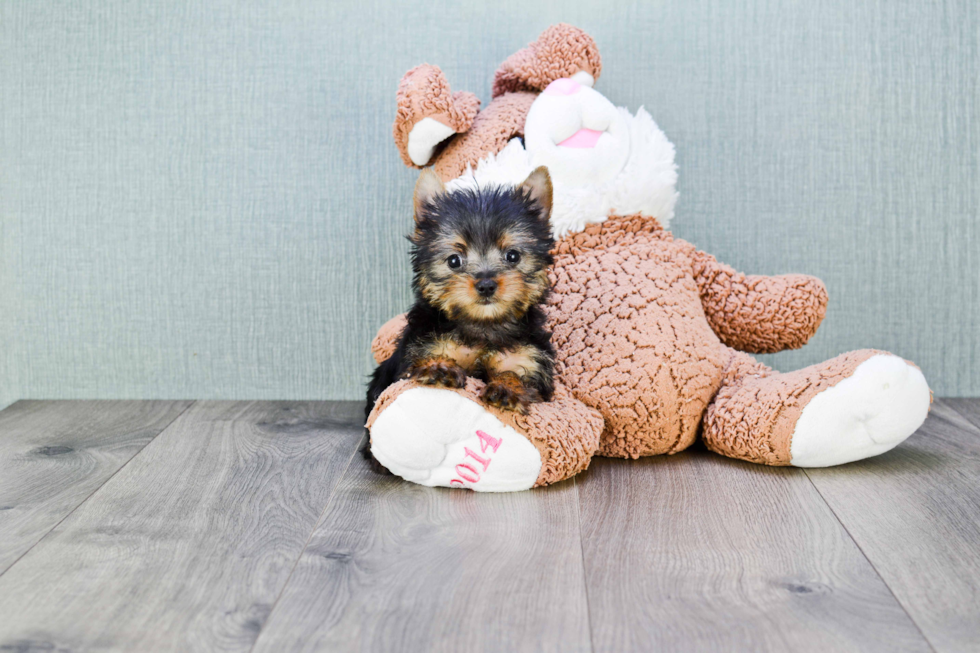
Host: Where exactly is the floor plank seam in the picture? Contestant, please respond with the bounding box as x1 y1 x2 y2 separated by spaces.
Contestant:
247 429 364 653
946 400 980 431
573 476 597 653
0 400 198 580
802 470 939 653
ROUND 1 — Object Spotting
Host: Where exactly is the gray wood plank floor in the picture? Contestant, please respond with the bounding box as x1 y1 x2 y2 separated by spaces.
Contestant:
0 399 978 652
0 400 192 574
0 401 363 653
805 399 980 653
251 458 591 653
578 454 930 652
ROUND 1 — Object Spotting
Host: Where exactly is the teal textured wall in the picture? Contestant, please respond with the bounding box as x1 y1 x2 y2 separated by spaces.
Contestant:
1 0 977 408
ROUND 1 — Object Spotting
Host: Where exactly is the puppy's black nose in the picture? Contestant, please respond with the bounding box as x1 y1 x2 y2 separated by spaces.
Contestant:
475 278 498 298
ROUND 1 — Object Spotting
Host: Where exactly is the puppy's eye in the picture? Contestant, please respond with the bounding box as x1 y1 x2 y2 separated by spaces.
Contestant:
447 254 462 269
505 250 521 264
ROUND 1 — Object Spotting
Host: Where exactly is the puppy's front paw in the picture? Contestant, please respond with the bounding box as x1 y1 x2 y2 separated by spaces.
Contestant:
481 373 536 414
410 357 467 389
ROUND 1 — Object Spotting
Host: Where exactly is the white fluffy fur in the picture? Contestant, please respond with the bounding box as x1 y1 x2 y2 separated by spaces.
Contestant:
447 106 679 237
524 84 631 187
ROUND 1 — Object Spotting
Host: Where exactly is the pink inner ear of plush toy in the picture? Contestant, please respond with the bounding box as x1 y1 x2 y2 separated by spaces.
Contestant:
559 128 603 148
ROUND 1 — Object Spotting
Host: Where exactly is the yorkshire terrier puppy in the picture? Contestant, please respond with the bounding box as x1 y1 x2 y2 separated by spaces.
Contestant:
366 166 557 433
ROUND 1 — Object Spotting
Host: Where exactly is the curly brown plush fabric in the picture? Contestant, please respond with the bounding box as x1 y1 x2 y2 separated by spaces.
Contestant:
548 216 728 458
512 383 603 486
393 64 480 168
365 377 603 488
547 215 844 459
701 349 883 464
692 250 828 353
371 314 407 364
431 92 536 182
492 23 602 97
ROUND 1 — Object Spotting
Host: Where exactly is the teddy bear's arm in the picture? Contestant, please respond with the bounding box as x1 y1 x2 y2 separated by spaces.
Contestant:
371 313 408 364
692 250 828 354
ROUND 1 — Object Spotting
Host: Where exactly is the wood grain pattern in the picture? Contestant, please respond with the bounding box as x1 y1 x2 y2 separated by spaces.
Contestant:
805 399 980 653
945 397 980 431
576 451 931 653
0 401 363 653
251 455 592 653
0 400 192 574
2 400 978 652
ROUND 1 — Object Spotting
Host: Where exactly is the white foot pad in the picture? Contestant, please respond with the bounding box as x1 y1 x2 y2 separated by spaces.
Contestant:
370 388 542 492
791 354 931 467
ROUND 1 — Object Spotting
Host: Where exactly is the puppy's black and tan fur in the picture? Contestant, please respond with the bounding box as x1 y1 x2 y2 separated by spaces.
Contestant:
366 167 557 432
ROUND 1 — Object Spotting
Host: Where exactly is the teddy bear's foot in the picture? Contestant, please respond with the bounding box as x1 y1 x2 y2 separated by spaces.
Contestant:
703 349 931 467
367 382 543 492
789 354 931 467
366 379 603 491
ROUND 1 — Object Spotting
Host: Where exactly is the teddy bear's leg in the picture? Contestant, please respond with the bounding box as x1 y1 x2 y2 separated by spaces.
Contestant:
702 348 931 467
366 379 602 491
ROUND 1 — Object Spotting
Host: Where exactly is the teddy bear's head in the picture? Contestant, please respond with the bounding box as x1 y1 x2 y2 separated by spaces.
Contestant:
393 24 678 236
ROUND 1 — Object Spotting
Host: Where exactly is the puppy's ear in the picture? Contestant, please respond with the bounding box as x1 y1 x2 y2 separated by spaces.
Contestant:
414 168 446 220
518 166 553 223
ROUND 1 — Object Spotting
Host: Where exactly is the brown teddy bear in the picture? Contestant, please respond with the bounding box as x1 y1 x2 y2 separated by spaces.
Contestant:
366 24 931 492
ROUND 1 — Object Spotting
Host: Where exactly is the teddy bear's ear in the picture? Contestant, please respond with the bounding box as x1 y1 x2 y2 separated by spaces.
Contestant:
492 24 602 98
518 166 553 223
393 64 481 168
